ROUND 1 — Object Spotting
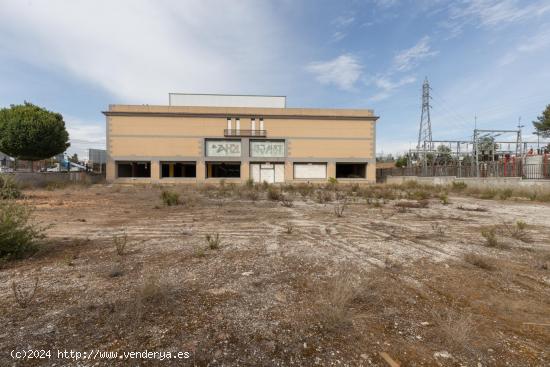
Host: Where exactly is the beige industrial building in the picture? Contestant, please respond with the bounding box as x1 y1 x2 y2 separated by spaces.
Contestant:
104 94 378 184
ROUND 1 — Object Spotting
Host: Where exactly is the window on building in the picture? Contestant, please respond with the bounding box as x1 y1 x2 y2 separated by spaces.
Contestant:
293 163 327 179
336 163 367 179
160 162 196 178
116 161 151 178
206 162 241 178
259 117 264 131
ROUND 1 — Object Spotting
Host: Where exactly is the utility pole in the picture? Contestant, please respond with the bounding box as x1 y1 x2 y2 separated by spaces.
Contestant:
417 77 433 174
474 129 479 177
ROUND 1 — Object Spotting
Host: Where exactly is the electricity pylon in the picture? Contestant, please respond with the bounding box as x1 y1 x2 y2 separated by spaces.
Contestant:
417 77 433 170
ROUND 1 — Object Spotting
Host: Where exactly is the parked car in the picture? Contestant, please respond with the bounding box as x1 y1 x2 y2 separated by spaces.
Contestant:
0 167 14 173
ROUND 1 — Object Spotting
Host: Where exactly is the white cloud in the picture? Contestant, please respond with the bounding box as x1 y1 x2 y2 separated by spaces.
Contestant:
332 15 355 28
393 36 438 72
331 31 347 43
499 28 550 66
372 0 400 8
306 54 363 90
0 0 298 155
443 0 550 37
0 0 292 104
330 13 355 43
368 75 416 102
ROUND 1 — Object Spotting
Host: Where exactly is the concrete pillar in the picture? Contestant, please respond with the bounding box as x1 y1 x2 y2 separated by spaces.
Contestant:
367 162 376 183
196 161 206 182
327 162 336 180
284 161 293 182
106 159 116 182
241 161 249 182
151 160 160 181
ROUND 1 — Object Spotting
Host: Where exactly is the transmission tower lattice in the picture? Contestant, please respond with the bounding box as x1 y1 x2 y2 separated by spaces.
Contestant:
417 78 433 160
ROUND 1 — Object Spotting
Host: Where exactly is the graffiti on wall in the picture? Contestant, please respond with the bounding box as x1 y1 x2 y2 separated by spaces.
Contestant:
206 140 242 157
250 141 285 157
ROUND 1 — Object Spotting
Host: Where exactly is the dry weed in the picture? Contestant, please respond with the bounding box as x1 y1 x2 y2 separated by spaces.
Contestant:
205 233 221 250
464 253 495 271
11 277 39 308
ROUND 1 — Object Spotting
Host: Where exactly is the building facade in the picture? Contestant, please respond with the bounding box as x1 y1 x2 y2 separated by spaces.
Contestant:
104 95 378 184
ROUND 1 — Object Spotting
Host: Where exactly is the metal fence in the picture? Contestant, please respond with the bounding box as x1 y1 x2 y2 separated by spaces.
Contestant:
377 162 550 182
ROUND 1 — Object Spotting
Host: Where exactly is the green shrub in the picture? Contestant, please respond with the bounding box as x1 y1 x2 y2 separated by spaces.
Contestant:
0 201 42 260
499 188 513 200
451 181 467 191
479 189 497 199
412 190 430 200
481 227 498 247
439 193 450 205
161 190 180 206
327 177 339 186
0 175 21 200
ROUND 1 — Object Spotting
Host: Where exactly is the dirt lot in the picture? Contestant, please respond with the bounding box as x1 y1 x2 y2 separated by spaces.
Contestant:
1 183 549 366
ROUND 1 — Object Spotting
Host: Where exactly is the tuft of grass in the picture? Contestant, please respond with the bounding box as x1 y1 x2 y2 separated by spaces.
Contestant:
284 222 294 234
267 186 282 201
439 193 450 205
333 192 348 217
509 220 530 242
481 227 499 248
11 277 39 308
113 231 128 256
244 178 254 188
315 190 333 204
395 199 429 209
314 274 357 332
457 205 488 212
205 233 221 250
431 222 445 236
161 190 180 206
0 174 21 199
280 194 294 207
436 309 474 348
296 183 314 198
138 275 168 305
499 188 513 200
194 246 207 258
464 253 495 270
451 181 467 191
479 189 497 199
108 263 124 278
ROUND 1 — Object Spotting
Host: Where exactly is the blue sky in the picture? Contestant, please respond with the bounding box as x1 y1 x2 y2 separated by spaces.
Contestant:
1 0 550 158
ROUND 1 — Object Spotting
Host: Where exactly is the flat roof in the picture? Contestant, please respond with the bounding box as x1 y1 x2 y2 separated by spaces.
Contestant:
103 105 378 120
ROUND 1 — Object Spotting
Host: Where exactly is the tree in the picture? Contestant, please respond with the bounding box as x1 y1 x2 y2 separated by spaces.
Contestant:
0 103 70 165
69 153 79 163
395 155 408 168
435 145 453 165
532 104 550 138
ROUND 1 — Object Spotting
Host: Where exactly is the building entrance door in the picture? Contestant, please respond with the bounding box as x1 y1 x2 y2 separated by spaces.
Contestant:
251 163 284 183
260 165 275 183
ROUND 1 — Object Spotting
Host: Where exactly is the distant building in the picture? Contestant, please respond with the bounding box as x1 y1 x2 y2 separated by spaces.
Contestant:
88 149 107 173
103 94 379 183
0 151 14 167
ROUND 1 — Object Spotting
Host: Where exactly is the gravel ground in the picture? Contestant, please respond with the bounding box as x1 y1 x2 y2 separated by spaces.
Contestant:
1 184 549 366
